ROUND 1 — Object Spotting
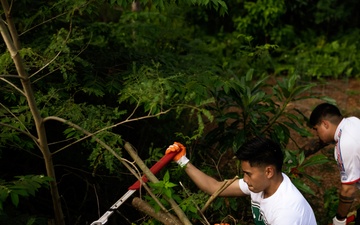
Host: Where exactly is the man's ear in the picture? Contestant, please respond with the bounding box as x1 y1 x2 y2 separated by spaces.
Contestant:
322 120 330 129
265 166 275 178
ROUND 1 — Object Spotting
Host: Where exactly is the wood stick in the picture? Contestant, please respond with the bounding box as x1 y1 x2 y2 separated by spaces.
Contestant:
200 176 239 213
132 197 182 225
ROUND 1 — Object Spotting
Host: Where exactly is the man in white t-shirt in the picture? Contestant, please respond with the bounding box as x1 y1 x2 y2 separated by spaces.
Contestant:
165 137 317 225
310 102 360 225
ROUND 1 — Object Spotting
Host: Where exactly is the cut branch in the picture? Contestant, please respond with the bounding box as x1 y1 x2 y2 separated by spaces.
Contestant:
132 197 182 225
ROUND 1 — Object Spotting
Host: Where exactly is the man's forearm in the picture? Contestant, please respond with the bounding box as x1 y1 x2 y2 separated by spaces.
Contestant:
336 194 355 219
184 162 222 194
336 183 357 219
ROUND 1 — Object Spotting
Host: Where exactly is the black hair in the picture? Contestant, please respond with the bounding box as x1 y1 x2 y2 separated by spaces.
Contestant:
309 103 342 127
235 136 283 172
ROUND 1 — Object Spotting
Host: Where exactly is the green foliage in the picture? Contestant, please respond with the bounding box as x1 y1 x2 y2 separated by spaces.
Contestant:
275 35 359 80
183 68 326 222
205 71 316 153
283 150 329 195
0 213 48 225
118 60 216 140
225 0 360 78
235 0 286 38
108 0 228 15
145 175 208 223
176 191 205 220
149 171 177 198
145 171 178 212
88 132 124 173
144 143 164 166
0 175 52 210
314 0 354 25
2 1 225 224
323 187 339 224
0 51 14 74
3 0 360 224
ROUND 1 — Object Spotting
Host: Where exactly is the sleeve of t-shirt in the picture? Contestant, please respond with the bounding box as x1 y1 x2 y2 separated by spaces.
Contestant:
239 179 250 195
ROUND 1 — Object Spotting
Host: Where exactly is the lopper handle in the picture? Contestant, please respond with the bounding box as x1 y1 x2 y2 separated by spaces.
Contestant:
128 151 178 190
347 215 355 224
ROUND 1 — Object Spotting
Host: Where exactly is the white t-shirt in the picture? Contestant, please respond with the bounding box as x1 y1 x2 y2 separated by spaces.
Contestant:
239 173 317 225
334 117 360 188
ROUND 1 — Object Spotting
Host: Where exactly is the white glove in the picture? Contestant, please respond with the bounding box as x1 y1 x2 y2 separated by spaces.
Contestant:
176 155 190 167
332 216 346 225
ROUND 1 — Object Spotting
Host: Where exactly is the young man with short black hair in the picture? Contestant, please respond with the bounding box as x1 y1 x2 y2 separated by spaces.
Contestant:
310 102 360 225
166 137 316 225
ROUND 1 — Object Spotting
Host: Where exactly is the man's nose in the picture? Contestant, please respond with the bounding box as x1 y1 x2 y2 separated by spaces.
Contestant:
243 176 248 184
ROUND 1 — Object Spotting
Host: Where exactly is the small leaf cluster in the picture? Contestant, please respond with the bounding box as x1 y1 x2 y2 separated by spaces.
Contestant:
0 175 52 210
145 171 178 212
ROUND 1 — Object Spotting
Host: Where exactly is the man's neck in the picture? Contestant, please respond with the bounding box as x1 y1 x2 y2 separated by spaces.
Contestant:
263 173 283 198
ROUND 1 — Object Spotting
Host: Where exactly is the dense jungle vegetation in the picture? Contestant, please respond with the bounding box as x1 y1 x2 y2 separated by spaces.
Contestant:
1 0 360 224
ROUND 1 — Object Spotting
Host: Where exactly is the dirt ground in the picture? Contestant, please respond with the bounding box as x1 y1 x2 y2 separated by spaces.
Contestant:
288 77 360 224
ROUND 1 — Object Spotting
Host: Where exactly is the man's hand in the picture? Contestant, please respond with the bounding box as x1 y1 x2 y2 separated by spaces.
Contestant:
165 142 189 167
165 142 186 160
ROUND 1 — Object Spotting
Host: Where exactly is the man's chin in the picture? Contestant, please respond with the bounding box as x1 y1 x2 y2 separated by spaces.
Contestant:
249 187 260 193
319 138 333 145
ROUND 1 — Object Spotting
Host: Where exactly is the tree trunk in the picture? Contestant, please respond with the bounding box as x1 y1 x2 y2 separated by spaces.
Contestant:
0 3 65 224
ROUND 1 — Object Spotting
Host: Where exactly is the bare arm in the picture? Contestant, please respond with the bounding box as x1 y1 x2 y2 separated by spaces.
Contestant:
184 162 246 197
336 183 357 219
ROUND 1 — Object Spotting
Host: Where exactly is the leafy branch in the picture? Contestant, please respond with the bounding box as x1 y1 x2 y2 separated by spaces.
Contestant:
46 108 171 155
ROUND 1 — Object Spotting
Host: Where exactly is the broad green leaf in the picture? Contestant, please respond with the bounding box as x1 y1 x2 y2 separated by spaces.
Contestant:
10 192 19 207
301 154 329 168
283 121 312 137
291 178 315 195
